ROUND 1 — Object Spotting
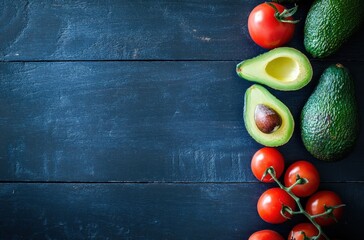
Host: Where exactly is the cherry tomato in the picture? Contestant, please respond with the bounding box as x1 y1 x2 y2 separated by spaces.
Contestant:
251 147 285 182
257 187 296 224
248 2 296 49
249 229 284 240
288 223 324 240
305 191 344 226
284 160 320 197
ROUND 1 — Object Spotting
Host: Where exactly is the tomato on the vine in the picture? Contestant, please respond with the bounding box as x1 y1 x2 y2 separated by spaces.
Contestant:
251 147 285 182
248 2 298 49
305 191 344 226
288 223 324 240
248 229 284 240
257 187 296 224
284 160 320 197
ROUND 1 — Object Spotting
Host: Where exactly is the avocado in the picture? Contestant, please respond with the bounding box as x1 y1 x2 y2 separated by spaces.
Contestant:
304 0 364 58
244 84 294 147
236 47 313 91
301 64 359 161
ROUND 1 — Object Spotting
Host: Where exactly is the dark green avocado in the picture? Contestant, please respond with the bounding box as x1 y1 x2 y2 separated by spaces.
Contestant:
300 64 359 161
304 0 364 58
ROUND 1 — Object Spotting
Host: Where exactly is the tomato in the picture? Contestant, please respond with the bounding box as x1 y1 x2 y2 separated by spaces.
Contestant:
284 160 320 197
251 147 285 182
248 2 297 49
288 223 324 240
249 229 284 240
257 187 296 224
306 191 344 226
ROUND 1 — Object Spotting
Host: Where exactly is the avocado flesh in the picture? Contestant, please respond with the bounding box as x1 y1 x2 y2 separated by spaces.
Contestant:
301 64 359 161
236 47 312 91
304 0 364 58
244 84 294 147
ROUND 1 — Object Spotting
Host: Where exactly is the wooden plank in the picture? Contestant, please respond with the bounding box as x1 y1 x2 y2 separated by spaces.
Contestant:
0 61 363 182
0 0 363 61
0 182 362 239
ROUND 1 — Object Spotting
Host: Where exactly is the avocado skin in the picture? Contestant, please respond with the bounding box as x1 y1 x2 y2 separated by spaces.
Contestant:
300 64 359 161
304 0 364 58
244 84 294 147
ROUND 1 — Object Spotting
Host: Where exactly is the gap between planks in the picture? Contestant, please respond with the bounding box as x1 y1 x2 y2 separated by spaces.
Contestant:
0 180 363 185
1 59 364 63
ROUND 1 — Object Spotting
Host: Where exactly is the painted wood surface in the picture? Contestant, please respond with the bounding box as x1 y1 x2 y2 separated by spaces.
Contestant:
1 0 364 239
0 0 363 61
0 61 363 182
1 183 363 239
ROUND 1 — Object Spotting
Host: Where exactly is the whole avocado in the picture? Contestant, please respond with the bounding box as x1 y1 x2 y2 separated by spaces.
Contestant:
304 0 364 58
300 64 359 161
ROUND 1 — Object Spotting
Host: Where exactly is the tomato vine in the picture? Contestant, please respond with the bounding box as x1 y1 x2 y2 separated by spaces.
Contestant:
263 166 345 240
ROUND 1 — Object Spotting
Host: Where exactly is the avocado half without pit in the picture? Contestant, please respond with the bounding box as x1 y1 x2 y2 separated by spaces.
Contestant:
244 84 294 147
236 47 313 91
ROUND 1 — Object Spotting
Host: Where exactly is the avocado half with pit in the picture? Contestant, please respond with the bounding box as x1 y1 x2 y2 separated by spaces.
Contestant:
237 47 313 91
244 84 294 147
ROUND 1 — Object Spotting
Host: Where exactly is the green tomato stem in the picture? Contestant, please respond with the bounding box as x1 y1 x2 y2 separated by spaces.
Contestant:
286 177 306 192
265 2 300 24
310 211 333 219
266 167 330 240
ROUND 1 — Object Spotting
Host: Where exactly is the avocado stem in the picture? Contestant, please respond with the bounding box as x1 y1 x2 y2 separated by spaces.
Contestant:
335 63 344 68
265 167 344 240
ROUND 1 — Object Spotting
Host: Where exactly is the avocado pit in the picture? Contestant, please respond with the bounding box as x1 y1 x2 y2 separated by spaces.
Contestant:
244 84 294 146
254 104 282 133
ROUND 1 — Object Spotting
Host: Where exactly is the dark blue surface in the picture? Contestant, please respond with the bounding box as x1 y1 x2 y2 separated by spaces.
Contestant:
0 0 363 239
1 183 363 239
0 61 363 183
0 0 363 61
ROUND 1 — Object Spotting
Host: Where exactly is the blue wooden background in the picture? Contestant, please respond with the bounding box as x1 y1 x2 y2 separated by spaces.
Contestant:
0 0 363 239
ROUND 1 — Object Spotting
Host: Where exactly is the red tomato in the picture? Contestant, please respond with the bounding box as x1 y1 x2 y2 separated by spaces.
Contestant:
306 191 344 226
248 2 296 49
249 229 284 240
257 187 296 224
284 160 320 197
288 223 324 240
251 147 285 182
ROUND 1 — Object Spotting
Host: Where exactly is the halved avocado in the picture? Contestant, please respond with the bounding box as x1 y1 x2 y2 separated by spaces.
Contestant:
236 47 313 91
244 84 294 147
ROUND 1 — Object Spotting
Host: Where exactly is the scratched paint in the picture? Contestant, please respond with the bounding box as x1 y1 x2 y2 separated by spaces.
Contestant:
0 0 29 56
0 183 362 239
0 1 363 240
0 61 364 182
2 1 362 61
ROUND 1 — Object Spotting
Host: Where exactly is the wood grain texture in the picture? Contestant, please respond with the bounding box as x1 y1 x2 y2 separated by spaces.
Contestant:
0 61 363 182
1 1 364 239
0 0 363 61
0 183 363 240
